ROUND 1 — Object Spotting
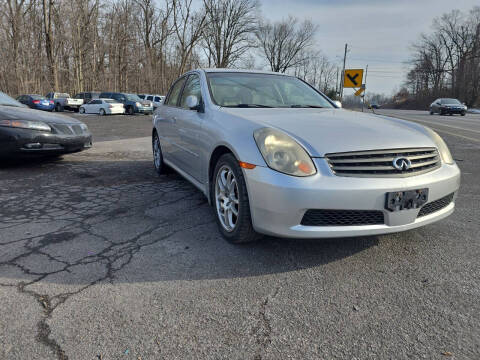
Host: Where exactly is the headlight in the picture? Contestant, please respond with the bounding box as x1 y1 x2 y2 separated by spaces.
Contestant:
254 128 316 176
136 102 141 107
0 119 51 132
425 127 454 164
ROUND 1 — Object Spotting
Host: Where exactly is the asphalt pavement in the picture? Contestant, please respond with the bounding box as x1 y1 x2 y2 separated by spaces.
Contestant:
0 111 479 359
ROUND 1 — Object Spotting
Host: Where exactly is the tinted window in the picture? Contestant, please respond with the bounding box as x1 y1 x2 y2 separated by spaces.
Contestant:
138 94 145 99
165 78 186 106
154 96 161 102
111 94 124 101
180 75 202 109
206 73 333 108
441 98 461 105
125 94 141 101
147 96 153 101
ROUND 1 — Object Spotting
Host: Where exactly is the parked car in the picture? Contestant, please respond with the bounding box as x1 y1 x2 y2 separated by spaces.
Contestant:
0 91 92 157
368 102 380 109
99 92 153 115
16 94 55 112
74 92 100 104
46 92 84 112
139 94 165 109
152 69 460 243
430 98 467 116
79 99 125 115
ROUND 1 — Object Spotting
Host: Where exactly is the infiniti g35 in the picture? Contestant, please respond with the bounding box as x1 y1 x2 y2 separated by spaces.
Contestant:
152 69 460 243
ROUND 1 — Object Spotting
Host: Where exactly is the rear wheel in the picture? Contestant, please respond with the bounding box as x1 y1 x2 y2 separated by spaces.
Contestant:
55 104 63 112
79 107 85 114
212 153 260 244
152 132 166 175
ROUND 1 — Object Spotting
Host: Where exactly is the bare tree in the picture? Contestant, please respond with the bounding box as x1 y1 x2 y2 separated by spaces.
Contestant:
256 16 317 73
202 0 258 68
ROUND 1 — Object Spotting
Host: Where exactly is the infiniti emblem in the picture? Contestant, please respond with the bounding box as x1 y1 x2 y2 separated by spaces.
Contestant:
393 157 412 171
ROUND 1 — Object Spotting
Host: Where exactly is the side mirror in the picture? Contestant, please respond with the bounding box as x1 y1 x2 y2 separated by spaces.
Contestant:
333 100 342 108
186 95 201 111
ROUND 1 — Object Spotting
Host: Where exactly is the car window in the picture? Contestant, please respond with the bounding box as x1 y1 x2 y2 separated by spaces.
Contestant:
112 94 124 101
165 77 186 106
206 72 333 108
442 98 461 105
147 96 153 101
55 93 70 99
105 100 117 104
125 94 141 102
180 74 202 109
138 95 145 99
154 96 161 102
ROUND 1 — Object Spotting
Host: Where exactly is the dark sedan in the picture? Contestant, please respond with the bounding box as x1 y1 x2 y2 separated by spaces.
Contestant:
430 98 467 116
17 94 55 112
0 92 92 157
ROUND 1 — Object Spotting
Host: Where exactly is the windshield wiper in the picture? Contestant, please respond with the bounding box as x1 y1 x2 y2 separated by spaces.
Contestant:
290 104 324 108
234 104 272 108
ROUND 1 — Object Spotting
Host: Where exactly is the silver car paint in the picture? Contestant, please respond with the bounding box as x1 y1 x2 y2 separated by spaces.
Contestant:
153 69 461 238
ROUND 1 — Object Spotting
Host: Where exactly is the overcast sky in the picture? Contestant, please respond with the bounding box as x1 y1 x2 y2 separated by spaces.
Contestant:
258 0 479 96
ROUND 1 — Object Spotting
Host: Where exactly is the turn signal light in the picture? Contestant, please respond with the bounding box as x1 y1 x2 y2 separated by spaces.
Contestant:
239 161 256 169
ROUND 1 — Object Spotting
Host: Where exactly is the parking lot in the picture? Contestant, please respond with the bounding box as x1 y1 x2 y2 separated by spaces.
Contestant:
1 111 479 359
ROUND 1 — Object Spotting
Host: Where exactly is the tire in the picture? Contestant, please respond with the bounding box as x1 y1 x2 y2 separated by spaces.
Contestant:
79 107 85 114
211 153 260 244
461 111 466 116
152 131 166 175
55 103 63 112
99 108 106 116
126 106 134 115
429 109 434 115
440 109 444 116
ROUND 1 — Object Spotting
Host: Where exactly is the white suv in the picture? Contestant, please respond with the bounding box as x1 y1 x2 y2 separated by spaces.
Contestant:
139 94 165 109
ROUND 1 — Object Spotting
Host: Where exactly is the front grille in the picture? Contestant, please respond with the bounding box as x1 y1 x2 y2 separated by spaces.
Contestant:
301 209 385 226
71 125 83 135
325 148 440 177
52 124 74 135
417 193 454 217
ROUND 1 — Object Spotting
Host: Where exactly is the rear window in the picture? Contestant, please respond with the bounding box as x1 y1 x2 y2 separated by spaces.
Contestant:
55 93 70 99
31 95 45 100
154 96 161 102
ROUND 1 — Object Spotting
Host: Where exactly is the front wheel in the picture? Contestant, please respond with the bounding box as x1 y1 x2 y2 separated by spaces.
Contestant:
99 108 106 116
429 109 434 115
212 153 260 244
461 111 466 116
126 106 134 115
79 107 85 114
55 104 63 112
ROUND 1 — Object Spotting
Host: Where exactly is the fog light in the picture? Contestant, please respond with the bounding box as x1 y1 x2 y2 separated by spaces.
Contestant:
24 143 42 149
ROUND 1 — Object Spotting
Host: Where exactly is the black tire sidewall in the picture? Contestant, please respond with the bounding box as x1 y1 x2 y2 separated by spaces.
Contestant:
152 132 163 175
211 153 257 243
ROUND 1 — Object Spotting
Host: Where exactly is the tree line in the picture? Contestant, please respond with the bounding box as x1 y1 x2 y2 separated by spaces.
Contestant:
0 0 338 97
404 6 480 107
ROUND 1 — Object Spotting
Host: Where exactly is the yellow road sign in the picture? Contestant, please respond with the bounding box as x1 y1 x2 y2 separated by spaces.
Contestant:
354 88 365 96
344 69 364 88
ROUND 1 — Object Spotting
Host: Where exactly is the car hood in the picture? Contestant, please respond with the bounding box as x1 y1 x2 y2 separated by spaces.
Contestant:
0 105 82 125
221 108 437 157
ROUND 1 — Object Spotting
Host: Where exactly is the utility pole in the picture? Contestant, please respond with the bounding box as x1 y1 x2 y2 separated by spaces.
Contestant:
340 43 348 102
362 64 368 112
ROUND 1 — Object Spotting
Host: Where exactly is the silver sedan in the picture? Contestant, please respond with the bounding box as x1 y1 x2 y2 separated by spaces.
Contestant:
152 69 460 243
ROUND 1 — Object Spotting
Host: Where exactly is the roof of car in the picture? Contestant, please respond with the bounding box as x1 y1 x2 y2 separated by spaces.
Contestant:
196 68 290 76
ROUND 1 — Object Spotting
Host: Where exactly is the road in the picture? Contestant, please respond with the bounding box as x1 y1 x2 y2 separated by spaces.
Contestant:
1 111 479 359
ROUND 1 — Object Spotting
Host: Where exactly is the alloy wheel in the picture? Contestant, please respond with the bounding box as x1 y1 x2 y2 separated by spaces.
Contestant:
215 165 240 232
153 134 161 170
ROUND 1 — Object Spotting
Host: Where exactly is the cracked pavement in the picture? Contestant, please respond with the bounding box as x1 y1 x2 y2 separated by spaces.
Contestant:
1 114 479 359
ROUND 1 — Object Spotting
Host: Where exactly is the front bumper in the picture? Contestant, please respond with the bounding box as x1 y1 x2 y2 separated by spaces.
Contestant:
135 106 153 114
0 127 92 156
441 107 466 114
244 158 461 238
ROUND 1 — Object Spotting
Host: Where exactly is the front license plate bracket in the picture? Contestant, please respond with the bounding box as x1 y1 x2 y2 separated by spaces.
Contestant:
385 189 428 212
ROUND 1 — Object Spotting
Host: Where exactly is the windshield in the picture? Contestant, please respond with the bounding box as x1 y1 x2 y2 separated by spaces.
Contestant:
105 100 118 104
206 72 334 108
31 95 46 100
442 98 461 104
125 94 141 101
55 93 70 99
0 92 23 107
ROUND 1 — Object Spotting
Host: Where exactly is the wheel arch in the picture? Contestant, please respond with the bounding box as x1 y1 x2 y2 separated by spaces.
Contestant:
208 145 238 204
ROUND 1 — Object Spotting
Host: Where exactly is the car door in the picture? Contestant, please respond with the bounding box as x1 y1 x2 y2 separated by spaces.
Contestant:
172 73 205 182
156 76 187 164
